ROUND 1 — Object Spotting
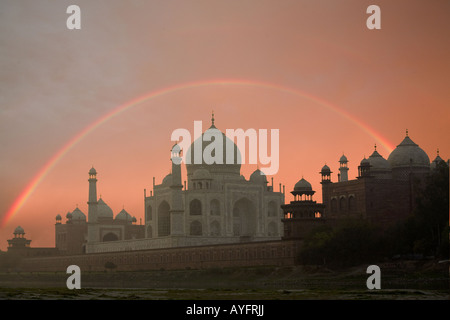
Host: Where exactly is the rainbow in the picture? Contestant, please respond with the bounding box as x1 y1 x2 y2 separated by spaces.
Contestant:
1 78 394 227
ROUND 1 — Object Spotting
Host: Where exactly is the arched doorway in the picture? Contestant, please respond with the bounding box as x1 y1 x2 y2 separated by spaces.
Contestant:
189 199 202 215
268 200 278 217
103 232 119 242
158 201 170 236
210 199 220 215
232 197 256 236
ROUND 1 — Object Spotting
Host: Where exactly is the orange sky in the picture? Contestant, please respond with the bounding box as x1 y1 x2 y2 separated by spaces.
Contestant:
0 0 449 250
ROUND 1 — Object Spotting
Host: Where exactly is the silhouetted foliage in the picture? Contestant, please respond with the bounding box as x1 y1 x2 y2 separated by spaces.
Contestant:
410 162 449 257
300 219 384 268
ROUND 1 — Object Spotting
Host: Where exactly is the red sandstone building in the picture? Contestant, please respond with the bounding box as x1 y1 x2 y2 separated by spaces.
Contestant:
281 131 446 239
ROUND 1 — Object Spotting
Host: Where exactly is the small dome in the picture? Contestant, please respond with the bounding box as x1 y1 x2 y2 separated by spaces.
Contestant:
250 169 268 184
56 214 62 220
430 149 446 170
71 207 86 221
66 212 73 219
97 198 114 218
14 226 25 235
294 177 313 192
339 154 348 163
162 173 172 185
132 216 137 223
368 149 391 171
115 208 132 222
360 157 370 166
89 167 97 175
387 133 430 169
192 168 212 180
321 164 331 173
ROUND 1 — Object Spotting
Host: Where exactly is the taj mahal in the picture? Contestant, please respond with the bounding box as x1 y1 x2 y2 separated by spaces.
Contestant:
55 115 285 255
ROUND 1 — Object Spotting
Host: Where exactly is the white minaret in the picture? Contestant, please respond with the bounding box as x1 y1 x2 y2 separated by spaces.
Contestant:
87 167 99 243
170 143 184 235
339 154 349 182
87 167 98 222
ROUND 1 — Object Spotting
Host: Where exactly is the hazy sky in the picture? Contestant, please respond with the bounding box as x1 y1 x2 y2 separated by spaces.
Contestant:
0 0 449 250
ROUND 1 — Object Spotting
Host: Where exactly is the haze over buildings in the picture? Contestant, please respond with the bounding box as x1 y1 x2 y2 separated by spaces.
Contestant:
1 1 449 250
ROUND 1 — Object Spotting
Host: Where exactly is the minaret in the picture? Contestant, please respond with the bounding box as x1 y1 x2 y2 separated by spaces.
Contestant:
87 167 100 245
87 167 98 223
338 154 349 182
320 164 332 213
170 143 184 235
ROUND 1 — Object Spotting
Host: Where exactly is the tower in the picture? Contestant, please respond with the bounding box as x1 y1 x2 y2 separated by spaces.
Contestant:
7 226 31 254
169 143 184 235
281 177 325 239
338 154 349 182
87 167 99 243
358 157 372 178
320 164 332 211
87 167 98 223
320 164 332 184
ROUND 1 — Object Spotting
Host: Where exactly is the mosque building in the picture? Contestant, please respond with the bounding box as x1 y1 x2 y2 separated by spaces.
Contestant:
281 130 447 239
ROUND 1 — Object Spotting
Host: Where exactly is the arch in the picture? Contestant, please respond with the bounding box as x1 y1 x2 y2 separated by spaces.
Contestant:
210 220 220 236
190 199 202 215
339 196 346 212
268 222 277 236
102 232 119 242
210 199 220 215
348 195 356 212
232 197 256 236
158 201 170 236
146 205 152 221
190 220 202 236
268 200 278 217
331 198 337 213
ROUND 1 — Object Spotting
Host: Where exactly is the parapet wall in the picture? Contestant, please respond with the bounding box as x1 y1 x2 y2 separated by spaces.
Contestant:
19 239 302 272
85 235 280 254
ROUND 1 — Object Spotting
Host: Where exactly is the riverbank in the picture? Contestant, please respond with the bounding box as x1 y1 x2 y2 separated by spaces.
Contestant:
0 260 448 299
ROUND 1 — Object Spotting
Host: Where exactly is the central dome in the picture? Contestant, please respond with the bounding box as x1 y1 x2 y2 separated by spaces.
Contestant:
97 198 113 219
387 133 430 169
250 169 268 184
185 121 242 177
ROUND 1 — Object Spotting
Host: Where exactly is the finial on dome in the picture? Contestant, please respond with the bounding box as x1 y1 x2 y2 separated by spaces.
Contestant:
437 148 440 156
374 143 377 151
211 110 215 126
406 129 409 137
